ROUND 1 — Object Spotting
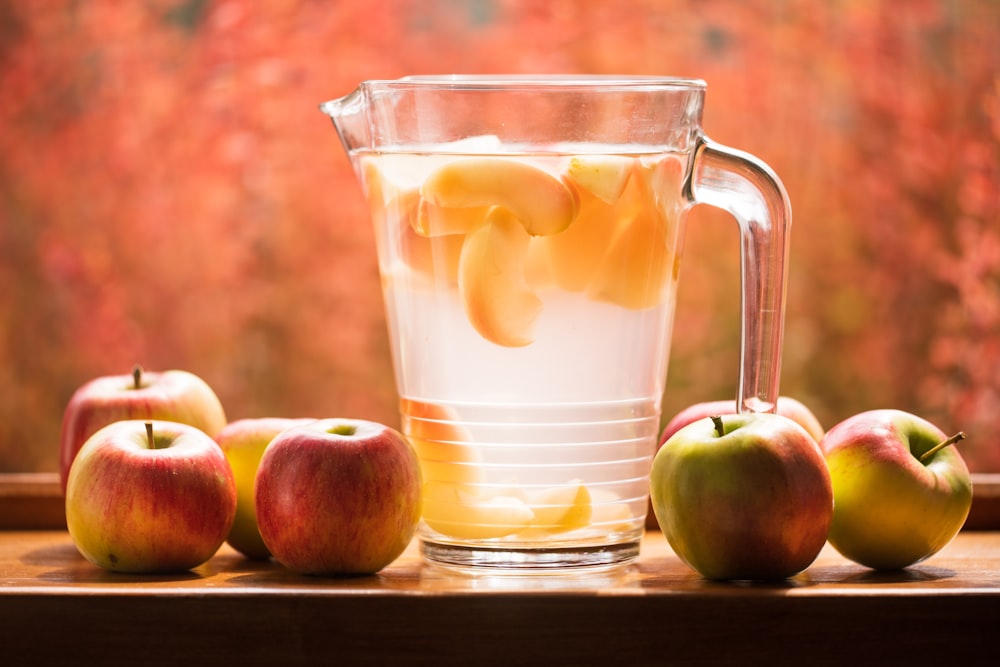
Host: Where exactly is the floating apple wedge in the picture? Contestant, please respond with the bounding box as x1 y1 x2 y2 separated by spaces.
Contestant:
636 152 684 202
458 207 543 347
361 155 422 219
523 480 593 534
413 200 491 237
531 191 615 293
523 235 556 290
405 431 482 486
586 205 673 310
399 398 483 486
389 218 466 284
362 156 463 282
563 155 635 205
422 482 535 540
421 157 578 236
588 488 637 532
584 161 676 310
535 155 678 301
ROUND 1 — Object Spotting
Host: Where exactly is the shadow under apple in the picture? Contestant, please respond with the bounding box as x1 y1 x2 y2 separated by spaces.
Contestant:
803 564 956 585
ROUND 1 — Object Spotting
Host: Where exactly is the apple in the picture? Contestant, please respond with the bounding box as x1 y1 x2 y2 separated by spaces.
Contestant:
215 417 316 560
820 409 973 570
648 396 826 531
255 418 422 575
59 365 228 493
659 396 826 446
650 413 834 581
65 420 237 573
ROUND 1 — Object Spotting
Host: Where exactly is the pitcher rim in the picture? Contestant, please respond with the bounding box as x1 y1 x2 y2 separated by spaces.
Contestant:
358 74 707 91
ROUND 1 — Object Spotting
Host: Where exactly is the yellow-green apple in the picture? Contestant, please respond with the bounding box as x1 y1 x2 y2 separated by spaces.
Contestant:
659 396 825 446
648 396 826 531
820 409 973 570
59 365 228 493
650 413 833 581
215 417 316 560
65 420 237 573
255 418 422 575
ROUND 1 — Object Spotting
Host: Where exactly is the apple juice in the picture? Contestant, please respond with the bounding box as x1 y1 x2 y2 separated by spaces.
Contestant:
353 141 686 569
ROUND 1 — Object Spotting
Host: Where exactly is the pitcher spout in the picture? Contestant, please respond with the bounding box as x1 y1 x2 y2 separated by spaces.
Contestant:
319 86 369 154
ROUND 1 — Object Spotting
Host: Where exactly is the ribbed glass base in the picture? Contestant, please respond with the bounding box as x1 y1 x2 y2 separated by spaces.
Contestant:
420 538 641 574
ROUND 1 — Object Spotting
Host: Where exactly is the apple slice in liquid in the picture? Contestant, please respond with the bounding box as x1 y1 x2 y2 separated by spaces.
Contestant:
399 398 483 486
421 157 578 236
518 479 593 536
529 186 620 293
564 155 635 205
421 481 535 540
585 159 679 310
458 207 543 347
361 155 421 222
401 400 535 539
587 488 636 533
413 200 491 237
364 160 470 284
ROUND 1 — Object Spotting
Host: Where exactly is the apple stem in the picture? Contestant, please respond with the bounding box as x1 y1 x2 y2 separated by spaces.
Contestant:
145 421 156 450
132 364 143 390
711 415 725 438
919 431 966 462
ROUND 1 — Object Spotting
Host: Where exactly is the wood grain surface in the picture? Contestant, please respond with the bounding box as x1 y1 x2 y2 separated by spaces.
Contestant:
1 529 997 666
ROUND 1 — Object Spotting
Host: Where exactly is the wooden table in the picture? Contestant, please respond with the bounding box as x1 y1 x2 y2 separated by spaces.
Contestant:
2 529 997 666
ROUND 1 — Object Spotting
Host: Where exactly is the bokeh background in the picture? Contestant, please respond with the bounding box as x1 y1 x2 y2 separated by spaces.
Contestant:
1 0 997 473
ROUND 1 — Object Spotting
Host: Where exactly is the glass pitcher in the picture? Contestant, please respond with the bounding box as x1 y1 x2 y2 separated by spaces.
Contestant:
320 76 790 571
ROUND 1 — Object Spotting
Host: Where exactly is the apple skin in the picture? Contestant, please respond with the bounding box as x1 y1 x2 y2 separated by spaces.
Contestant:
820 409 973 571
255 418 422 575
648 397 826 531
650 413 834 581
65 420 237 574
215 417 316 560
659 396 825 447
59 367 228 493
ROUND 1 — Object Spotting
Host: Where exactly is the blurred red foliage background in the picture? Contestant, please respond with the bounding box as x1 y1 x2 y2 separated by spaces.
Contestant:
1 0 997 472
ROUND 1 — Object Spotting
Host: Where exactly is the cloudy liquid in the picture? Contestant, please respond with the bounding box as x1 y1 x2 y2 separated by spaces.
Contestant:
356 145 685 569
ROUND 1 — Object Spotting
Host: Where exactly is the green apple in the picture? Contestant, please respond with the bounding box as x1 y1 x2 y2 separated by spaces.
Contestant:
65 420 237 573
215 417 316 560
649 397 826 531
650 413 833 581
59 365 228 494
255 418 422 575
820 409 973 570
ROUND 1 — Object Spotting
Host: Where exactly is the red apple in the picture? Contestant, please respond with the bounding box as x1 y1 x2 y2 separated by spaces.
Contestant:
659 396 825 446
255 418 422 575
65 420 237 573
821 409 973 570
59 365 228 493
650 413 834 581
215 417 316 560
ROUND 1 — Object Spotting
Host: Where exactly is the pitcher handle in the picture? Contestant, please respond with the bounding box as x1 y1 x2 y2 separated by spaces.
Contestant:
689 137 792 414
